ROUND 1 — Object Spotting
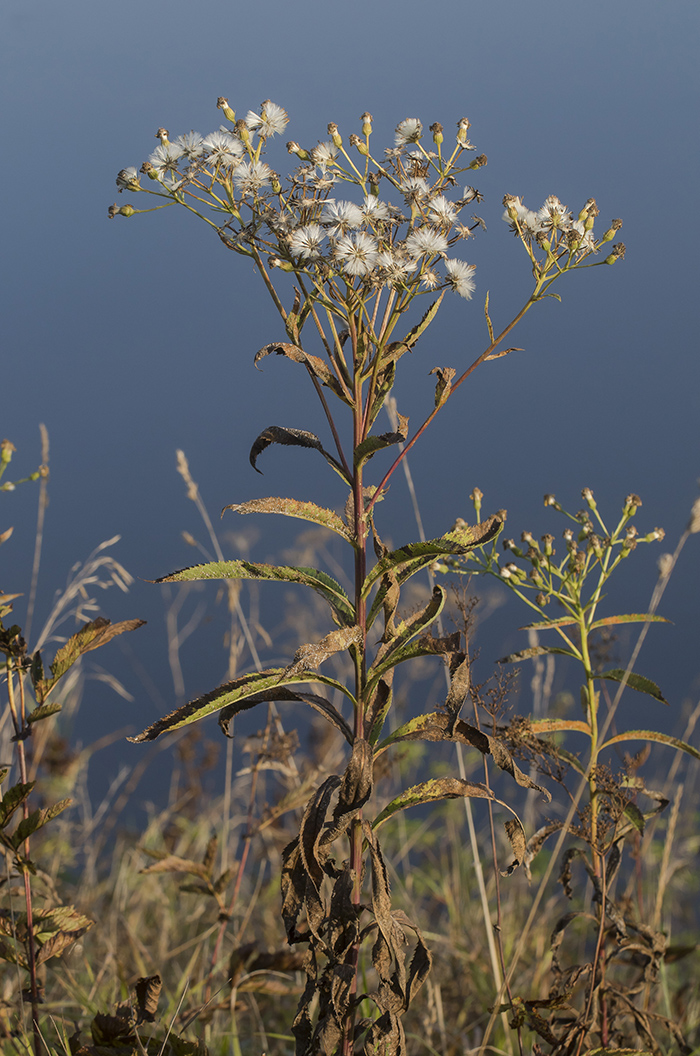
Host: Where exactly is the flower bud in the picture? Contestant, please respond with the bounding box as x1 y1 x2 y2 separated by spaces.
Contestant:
155 127 169 144
470 487 483 517
140 161 160 181
502 538 523 557
536 592 549 607
605 242 626 264
1 439 16 464
108 203 135 218
601 218 623 243
456 117 471 145
217 97 236 122
541 534 555 556
270 172 281 194
361 112 373 136
588 534 604 559
349 134 368 156
116 167 141 193
468 154 487 170
235 119 251 146
543 494 561 510
286 141 310 161
642 527 665 542
624 493 642 517
430 122 444 147
327 122 342 148
581 487 596 510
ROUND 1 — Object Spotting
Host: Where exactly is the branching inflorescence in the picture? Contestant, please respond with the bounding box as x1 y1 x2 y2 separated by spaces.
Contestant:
110 99 643 1055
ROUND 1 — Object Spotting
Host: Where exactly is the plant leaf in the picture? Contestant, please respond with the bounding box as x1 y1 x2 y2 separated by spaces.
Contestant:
254 342 350 403
248 425 350 483
362 515 503 597
599 669 668 705
223 496 353 544
528 718 592 736
589 613 671 630
27 702 62 725
366 586 446 695
11 799 71 849
155 560 355 628
599 730 700 761
497 646 578 664
129 668 355 743
429 366 456 408
372 778 526 874
380 296 444 368
219 686 353 743
33 617 146 704
283 625 362 679
375 712 550 799
0 782 34 829
354 414 409 468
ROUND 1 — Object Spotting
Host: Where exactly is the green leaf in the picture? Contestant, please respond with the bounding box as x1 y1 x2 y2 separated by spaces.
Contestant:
365 361 396 430
155 560 355 628
589 613 671 630
223 496 354 545
497 646 579 664
11 799 71 848
0 782 34 829
623 801 645 836
362 515 503 598
518 616 579 631
129 667 355 743
372 777 526 874
365 586 446 695
599 730 700 761
379 296 444 368
27 701 62 725
219 685 353 744
34 617 146 704
248 425 350 484
354 413 409 468
599 669 668 705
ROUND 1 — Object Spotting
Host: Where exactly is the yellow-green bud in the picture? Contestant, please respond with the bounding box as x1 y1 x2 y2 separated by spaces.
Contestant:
235 119 251 146
349 134 368 155
1 439 16 464
456 117 471 145
601 218 623 243
430 121 444 147
604 242 626 264
327 122 342 148
217 97 236 122
469 154 487 170
286 141 309 160
270 172 281 194
470 487 483 517
155 127 169 144
140 161 159 181
118 204 135 218
361 112 373 136
581 487 596 510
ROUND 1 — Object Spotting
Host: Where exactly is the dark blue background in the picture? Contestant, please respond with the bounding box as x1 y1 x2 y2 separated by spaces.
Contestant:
3 0 699 807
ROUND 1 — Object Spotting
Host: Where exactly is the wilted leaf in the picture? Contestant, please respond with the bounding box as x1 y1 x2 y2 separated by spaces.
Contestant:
283 625 363 679
600 669 668 705
429 366 456 408
497 645 578 664
366 586 447 694
134 975 161 1023
129 667 355 743
0 782 34 829
484 346 524 361
254 342 350 403
155 560 355 628
223 496 353 543
248 425 349 483
140 854 210 879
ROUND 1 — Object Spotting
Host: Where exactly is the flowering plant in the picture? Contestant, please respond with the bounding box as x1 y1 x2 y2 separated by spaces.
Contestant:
112 99 628 1055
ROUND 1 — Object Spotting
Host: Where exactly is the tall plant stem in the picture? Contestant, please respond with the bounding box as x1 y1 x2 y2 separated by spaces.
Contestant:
7 664 41 1056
